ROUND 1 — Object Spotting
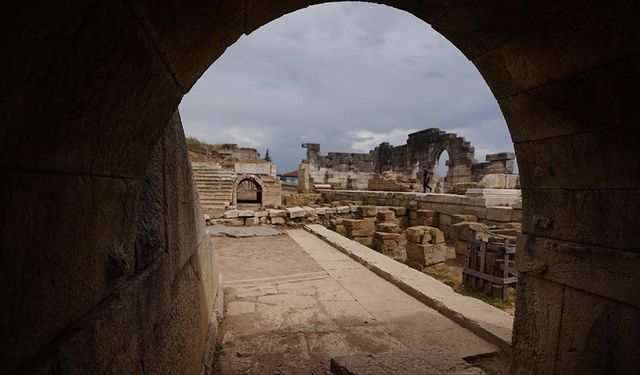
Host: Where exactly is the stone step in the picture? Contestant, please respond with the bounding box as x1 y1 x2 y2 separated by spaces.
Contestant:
193 174 235 179
195 186 233 191
195 180 235 184
192 170 235 174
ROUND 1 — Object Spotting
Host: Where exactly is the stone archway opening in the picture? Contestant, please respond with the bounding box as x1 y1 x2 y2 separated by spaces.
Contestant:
3 1 639 374
236 177 262 205
436 149 451 193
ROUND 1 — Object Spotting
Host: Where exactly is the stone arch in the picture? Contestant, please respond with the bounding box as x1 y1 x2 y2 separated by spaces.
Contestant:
407 129 476 192
2 1 640 374
232 174 265 206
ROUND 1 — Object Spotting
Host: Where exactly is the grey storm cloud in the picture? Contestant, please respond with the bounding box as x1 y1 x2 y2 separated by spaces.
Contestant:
179 2 515 174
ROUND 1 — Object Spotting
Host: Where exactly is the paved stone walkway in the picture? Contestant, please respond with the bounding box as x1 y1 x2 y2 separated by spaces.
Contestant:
215 230 498 374
208 224 284 238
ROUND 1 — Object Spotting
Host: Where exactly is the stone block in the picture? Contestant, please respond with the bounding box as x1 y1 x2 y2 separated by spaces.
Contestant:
267 209 286 217
259 216 269 224
373 232 401 241
270 217 285 225
450 214 478 225
439 213 452 226
314 207 326 215
405 226 428 243
487 206 513 222
302 206 316 215
237 210 254 218
463 205 487 219
417 201 432 210
416 209 435 226
452 222 488 241
388 206 407 216
511 275 564 374
286 207 306 219
325 207 337 214
349 205 359 213
409 209 418 220
376 210 395 222
223 209 239 218
336 206 351 214
427 227 445 244
244 217 259 226
357 205 378 218
342 219 375 230
375 222 399 233
398 216 410 229
254 211 268 218
406 242 447 267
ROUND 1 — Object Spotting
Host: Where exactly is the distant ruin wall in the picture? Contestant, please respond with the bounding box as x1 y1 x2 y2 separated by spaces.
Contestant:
300 129 516 191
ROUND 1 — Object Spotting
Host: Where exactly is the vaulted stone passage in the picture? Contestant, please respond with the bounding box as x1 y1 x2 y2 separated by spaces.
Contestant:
1 1 639 374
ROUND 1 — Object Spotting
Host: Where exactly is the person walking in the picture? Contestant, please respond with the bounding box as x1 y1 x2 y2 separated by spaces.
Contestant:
422 167 431 193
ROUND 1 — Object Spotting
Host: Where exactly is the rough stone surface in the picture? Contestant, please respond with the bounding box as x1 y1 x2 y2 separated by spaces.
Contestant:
330 347 486 375
376 210 395 222
223 209 239 218
486 206 512 222
305 224 513 351
268 209 287 217
286 206 307 219
237 209 254 218
215 230 499 373
207 224 284 238
358 205 379 218
406 242 447 268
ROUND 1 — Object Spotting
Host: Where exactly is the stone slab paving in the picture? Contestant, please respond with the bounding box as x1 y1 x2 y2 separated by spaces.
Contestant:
214 230 498 374
330 348 486 375
304 224 513 352
207 224 284 238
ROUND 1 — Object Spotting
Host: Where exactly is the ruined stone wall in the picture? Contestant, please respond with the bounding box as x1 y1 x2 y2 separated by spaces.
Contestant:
301 129 516 192
0 113 221 374
319 189 523 239
302 143 377 173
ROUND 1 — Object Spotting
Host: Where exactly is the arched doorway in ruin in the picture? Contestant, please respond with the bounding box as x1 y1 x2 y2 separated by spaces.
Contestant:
435 148 451 193
233 176 264 206
3 1 639 374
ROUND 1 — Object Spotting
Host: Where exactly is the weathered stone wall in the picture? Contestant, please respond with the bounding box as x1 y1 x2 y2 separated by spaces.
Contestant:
319 189 523 232
301 129 516 192
302 143 377 173
0 112 221 374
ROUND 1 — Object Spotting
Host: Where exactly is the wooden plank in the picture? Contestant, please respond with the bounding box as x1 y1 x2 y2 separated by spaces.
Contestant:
476 242 486 290
465 249 477 289
483 252 496 295
463 268 518 285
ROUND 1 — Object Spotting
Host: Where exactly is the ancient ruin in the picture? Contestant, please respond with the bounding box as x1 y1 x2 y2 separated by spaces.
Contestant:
3 1 639 375
189 142 282 215
298 128 518 193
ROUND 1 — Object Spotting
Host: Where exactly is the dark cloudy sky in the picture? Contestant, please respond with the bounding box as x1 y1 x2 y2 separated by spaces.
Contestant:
179 2 514 174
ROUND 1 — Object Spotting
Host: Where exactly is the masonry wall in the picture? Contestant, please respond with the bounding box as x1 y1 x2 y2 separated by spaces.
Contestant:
320 189 523 238
0 113 221 374
301 129 516 191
